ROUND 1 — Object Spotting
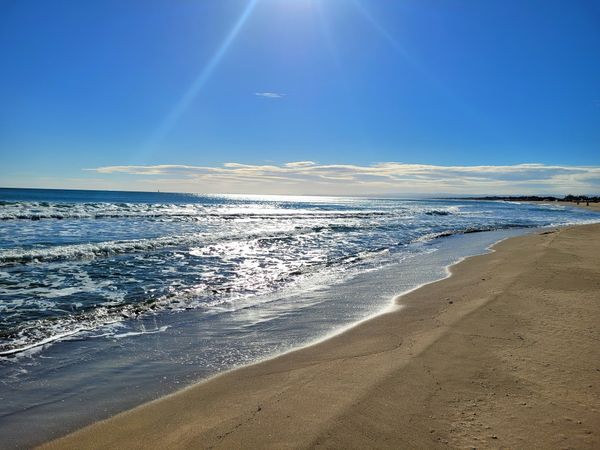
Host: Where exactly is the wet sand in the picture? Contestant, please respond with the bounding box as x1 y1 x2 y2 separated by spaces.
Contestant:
531 200 600 212
42 223 600 449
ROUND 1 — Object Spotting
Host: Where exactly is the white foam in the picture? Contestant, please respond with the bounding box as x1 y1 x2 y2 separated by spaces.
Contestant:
113 325 170 339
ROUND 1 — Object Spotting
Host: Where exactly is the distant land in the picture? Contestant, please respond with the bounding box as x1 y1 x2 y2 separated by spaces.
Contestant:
456 195 600 203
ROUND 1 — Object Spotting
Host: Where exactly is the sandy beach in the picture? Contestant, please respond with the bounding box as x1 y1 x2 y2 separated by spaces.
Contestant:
42 223 600 449
564 202 600 211
531 201 600 212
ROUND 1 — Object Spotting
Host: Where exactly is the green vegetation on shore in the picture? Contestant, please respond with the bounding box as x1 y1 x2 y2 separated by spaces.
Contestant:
460 195 599 203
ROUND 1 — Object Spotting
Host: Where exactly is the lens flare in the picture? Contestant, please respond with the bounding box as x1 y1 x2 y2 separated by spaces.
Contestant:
146 0 259 151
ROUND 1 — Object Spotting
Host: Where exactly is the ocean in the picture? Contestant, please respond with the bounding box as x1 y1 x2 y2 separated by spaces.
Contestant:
0 188 598 448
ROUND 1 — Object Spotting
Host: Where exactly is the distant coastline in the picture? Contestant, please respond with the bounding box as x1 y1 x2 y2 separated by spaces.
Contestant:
456 194 600 203
454 195 600 212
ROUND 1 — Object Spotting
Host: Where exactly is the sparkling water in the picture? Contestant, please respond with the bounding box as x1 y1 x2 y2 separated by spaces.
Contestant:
0 188 598 448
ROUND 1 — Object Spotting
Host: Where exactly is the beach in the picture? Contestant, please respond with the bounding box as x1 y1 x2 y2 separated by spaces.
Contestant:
3 192 598 448
41 223 600 449
534 201 600 212
4 0 599 447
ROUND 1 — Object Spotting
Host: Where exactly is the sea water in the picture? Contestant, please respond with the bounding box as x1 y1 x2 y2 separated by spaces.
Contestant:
0 188 598 448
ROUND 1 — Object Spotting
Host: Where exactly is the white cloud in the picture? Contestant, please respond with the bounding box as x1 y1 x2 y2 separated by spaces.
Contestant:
254 92 286 99
84 162 600 195
285 161 316 168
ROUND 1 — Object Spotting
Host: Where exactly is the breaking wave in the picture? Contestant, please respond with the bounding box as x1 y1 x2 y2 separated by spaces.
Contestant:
1 192 598 356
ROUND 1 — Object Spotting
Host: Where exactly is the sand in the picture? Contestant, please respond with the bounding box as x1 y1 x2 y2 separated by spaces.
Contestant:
42 223 600 449
531 200 600 212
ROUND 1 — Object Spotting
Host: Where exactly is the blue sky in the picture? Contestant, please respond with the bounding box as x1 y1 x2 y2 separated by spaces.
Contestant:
1 0 599 194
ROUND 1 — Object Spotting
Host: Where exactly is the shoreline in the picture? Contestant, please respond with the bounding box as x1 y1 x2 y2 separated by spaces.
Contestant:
529 200 600 212
42 223 600 449
502 199 600 212
0 227 541 449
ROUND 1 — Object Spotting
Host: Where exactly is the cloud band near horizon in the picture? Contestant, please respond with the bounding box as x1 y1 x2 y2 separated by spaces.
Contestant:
85 161 600 195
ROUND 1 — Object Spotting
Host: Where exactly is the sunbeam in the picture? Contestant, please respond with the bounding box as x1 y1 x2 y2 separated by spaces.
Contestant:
350 0 450 100
350 0 495 143
351 0 411 58
314 1 369 149
314 1 341 69
145 0 259 151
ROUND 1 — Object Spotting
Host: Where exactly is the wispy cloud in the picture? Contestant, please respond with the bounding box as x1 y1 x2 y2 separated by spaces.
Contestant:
254 92 286 99
85 162 600 195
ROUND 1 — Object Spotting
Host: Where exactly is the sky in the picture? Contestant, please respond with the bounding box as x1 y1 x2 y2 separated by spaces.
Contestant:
0 0 599 195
